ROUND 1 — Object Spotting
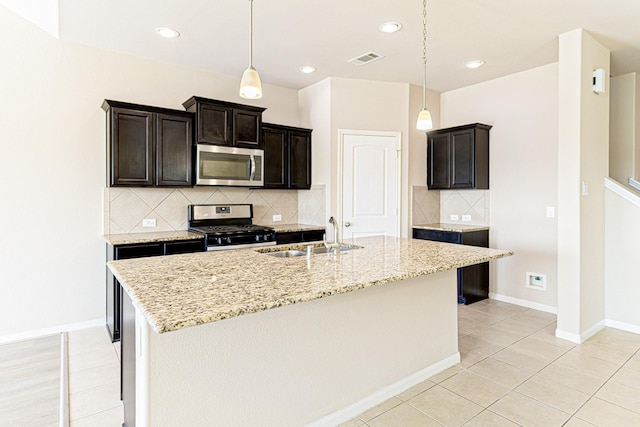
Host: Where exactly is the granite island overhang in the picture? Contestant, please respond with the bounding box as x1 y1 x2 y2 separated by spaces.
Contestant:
108 235 513 426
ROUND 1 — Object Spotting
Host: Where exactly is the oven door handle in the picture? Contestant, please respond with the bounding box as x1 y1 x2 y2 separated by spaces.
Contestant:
249 155 256 181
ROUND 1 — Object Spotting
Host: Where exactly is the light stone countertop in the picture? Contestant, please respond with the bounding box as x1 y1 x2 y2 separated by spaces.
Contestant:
102 230 204 246
108 235 512 334
413 223 490 233
270 223 325 233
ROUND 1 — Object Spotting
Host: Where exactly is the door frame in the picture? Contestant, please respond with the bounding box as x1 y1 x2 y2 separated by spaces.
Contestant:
337 129 402 239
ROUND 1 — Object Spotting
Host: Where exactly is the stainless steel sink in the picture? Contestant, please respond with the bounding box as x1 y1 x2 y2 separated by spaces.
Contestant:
264 250 307 258
259 244 362 257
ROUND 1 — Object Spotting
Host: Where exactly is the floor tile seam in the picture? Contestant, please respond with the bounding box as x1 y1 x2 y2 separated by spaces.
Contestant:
467 363 536 390
405 399 467 426
438 378 510 408
593 390 640 415
490 389 573 420
369 401 445 426
69 403 124 423
68 360 120 376
552 358 617 381
463 408 526 427
68 378 120 397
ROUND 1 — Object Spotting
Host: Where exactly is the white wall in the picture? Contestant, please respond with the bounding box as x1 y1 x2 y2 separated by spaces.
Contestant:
0 7 301 339
300 77 440 237
604 180 640 332
609 73 639 184
440 63 559 309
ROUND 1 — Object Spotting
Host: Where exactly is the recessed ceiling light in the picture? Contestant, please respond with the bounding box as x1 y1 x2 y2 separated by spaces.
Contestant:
155 27 180 39
299 66 317 74
465 60 486 69
379 22 402 33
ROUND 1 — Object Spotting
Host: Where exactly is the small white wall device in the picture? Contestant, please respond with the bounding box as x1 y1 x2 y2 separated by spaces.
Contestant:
593 68 605 94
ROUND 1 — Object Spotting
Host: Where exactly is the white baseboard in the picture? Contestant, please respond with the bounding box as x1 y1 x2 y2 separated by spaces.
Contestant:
307 352 460 427
489 293 557 314
556 320 606 344
0 318 103 345
605 319 640 335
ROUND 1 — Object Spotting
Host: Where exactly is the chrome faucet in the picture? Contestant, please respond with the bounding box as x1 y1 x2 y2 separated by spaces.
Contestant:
328 216 340 250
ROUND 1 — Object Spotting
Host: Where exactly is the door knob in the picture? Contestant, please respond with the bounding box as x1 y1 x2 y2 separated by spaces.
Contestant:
344 222 351 227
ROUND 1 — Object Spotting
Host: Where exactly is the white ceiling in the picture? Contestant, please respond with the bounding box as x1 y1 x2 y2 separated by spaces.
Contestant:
6 0 640 93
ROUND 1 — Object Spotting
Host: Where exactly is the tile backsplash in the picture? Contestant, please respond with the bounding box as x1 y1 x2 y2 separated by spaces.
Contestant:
412 186 440 225
103 186 326 235
440 189 489 225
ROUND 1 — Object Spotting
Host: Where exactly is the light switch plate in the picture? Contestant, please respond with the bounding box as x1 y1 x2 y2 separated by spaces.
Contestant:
272 214 282 222
546 207 555 218
462 215 471 222
450 214 460 221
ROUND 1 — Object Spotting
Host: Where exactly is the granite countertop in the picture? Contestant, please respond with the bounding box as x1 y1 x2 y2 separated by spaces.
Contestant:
108 235 512 334
413 223 490 233
270 223 326 233
102 230 204 246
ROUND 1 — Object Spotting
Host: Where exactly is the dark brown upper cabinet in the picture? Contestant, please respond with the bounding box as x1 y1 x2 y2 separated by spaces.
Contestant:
262 123 312 189
102 100 194 188
182 96 265 149
427 123 491 190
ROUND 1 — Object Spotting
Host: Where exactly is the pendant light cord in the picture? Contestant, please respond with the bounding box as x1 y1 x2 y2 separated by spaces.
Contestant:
422 0 427 109
249 0 254 67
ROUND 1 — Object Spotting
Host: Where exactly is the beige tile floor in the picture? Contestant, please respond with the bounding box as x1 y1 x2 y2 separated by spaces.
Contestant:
65 299 640 426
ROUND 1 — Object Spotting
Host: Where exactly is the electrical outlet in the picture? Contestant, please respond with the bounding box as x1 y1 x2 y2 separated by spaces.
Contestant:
462 215 471 222
450 214 460 221
142 218 156 227
272 214 282 222
582 181 589 196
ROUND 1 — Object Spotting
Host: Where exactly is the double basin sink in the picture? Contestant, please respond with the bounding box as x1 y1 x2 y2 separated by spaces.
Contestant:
257 243 362 258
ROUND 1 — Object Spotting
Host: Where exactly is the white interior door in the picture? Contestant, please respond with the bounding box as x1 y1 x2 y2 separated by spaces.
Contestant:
340 131 400 240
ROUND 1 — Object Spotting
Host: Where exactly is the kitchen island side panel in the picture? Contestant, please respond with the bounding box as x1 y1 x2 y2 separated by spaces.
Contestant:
135 270 458 427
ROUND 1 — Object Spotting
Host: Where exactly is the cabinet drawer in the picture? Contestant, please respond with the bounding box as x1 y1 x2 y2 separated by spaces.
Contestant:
115 243 163 259
412 228 462 244
164 239 205 255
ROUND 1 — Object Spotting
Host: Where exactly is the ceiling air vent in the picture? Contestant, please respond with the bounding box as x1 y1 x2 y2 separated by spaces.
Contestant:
348 51 384 66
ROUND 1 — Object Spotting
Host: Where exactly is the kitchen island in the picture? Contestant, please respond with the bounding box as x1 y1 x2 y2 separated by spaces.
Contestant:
108 235 512 427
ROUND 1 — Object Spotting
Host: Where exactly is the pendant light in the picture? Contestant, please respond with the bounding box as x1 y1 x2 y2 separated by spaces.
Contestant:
239 0 262 99
416 0 433 130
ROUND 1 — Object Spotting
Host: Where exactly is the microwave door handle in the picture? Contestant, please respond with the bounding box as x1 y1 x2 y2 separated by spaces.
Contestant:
249 155 256 181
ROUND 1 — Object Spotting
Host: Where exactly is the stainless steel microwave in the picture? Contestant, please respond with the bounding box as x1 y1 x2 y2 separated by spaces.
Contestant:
196 145 264 187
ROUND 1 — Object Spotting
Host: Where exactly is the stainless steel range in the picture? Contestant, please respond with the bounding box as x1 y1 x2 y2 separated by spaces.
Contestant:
188 204 276 251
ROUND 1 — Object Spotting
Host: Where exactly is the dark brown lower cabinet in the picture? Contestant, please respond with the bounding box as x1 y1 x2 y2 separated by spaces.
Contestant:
106 239 204 342
275 229 325 245
412 227 490 304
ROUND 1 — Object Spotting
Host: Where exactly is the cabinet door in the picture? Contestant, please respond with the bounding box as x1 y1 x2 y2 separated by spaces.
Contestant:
156 113 193 187
111 108 154 186
289 130 312 189
263 127 287 188
164 239 205 255
451 129 475 188
197 103 232 145
234 109 262 148
427 132 450 189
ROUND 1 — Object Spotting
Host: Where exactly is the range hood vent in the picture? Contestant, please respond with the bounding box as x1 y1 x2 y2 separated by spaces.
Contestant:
348 51 384 66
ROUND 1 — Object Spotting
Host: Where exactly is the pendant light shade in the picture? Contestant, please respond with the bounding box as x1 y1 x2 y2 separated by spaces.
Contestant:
416 0 432 130
416 108 433 130
239 0 262 99
240 66 262 99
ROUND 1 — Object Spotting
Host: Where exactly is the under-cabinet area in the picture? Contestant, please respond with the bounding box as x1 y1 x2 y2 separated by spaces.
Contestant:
413 224 490 304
